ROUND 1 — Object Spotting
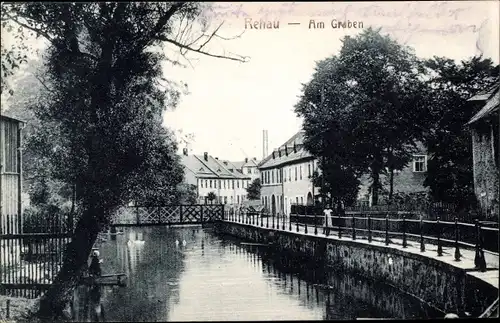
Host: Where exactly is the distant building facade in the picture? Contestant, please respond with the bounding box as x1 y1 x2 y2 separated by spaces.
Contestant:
229 157 260 182
179 149 251 205
258 131 320 216
467 85 499 220
357 141 429 205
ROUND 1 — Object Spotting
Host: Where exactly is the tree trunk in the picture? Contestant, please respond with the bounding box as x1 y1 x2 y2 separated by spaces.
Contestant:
37 208 103 319
371 170 380 206
389 168 394 203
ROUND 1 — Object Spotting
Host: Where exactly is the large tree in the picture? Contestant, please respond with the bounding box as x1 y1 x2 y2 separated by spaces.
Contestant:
1 2 246 319
422 56 499 208
296 28 427 206
246 178 261 200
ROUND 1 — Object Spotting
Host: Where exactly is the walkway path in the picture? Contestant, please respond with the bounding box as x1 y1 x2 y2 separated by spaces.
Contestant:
225 216 499 289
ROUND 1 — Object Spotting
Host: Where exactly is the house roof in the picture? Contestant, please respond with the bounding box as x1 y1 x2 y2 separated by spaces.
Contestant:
258 131 314 169
1 113 25 124
231 158 260 169
179 154 251 179
468 86 500 125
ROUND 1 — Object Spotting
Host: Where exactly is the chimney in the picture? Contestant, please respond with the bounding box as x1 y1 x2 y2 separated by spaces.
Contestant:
245 157 248 163
215 157 218 160
253 157 256 160
182 148 188 156
293 142 297 153
272 151 275 159
223 161 228 165
262 130 269 159
278 149 281 158
204 152 208 161
285 145 289 156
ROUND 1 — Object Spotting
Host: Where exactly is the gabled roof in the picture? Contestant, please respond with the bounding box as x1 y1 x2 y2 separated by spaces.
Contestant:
231 158 260 169
179 153 251 179
468 85 500 125
258 131 314 169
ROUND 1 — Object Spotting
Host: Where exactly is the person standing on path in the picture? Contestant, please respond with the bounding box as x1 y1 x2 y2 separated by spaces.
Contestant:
323 207 333 234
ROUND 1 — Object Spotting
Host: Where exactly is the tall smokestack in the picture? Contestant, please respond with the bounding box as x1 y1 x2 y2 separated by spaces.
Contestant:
262 129 269 159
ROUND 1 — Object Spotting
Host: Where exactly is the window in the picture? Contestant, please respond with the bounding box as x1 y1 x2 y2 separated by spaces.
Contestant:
295 197 299 205
200 179 204 188
300 196 304 204
288 167 291 181
300 165 302 180
223 180 226 189
308 164 311 177
232 180 235 189
261 172 264 182
237 180 240 189
237 195 240 204
413 155 427 172
209 180 212 188
224 196 228 204
247 167 252 174
294 167 297 181
271 170 274 183
205 180 208 188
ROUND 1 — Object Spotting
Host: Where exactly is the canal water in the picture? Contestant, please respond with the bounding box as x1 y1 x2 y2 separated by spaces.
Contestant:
72 226 443 321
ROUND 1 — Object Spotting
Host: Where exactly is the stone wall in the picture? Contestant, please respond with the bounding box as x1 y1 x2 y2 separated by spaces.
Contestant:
472 122 499 220
214 222 498 317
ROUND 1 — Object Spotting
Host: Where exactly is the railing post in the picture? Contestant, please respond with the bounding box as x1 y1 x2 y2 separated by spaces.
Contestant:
304 207 308 234
420 216 425 252
474 219 487 272
352 215 356 240
437 217 443 257
454 217 461 261
368 215 372 243
338 212 342 239
385 216 389 246
402 215 407 248
314 210 318 235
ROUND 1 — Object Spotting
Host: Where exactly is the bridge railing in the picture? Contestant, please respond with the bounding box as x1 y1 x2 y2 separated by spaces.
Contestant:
222 211 499 271
112 204 225 226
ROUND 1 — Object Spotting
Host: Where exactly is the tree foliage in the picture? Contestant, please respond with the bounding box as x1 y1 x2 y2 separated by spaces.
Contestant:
1 2 246 318
206 191 217 204
296 28 427 206
246 178 261 200
422 56 499 207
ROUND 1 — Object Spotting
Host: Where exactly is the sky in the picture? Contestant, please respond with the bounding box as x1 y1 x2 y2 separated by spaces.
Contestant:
162 1 499 162
2 1 499 162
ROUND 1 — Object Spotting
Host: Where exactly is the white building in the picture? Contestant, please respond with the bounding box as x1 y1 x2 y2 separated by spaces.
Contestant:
258 131 320 216
229 157 260 182
180 149 251 205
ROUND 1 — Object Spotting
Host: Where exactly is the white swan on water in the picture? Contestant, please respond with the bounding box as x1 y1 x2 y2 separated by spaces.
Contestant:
182 240 186 246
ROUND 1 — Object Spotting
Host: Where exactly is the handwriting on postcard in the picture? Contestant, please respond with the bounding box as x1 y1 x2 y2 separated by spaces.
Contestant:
204 2 490 36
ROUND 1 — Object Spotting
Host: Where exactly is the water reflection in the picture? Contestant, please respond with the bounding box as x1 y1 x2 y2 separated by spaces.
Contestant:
73 226 442 322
